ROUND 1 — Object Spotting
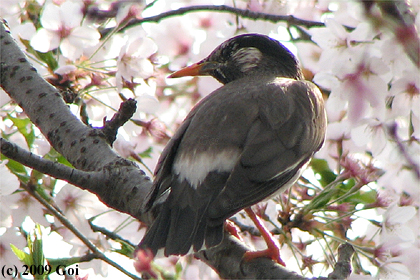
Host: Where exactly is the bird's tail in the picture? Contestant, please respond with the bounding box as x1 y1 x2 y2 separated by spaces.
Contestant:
137 204 171 256
138 201 224 257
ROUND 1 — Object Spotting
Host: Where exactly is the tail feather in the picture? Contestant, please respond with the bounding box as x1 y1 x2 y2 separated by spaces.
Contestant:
139 203 224 256
139 172 228 256
165 205 195 255
138 205 171 256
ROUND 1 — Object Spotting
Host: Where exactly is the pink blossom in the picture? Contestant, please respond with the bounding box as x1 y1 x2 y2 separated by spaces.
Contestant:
114 136 136 158
0 160 19 197
376 204 418 279
30 1 100 60
389 70 420 120
55 184 108 221
339 56 389 124
0 228 26 268
6 191 49 228
117 36 157 81
350 118 388 157
379 262 412 280
134 248 157 278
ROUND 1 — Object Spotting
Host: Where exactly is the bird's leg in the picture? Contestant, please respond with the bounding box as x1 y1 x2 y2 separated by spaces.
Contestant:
243 207 286 266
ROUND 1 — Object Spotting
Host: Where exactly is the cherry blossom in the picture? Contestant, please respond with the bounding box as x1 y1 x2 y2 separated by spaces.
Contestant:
55 184 108 226
389 70 420 120
117 29 157 82
0 160 19 197
0 160 20 228
1 0 419 279
30 1 100 60
0 228 26 268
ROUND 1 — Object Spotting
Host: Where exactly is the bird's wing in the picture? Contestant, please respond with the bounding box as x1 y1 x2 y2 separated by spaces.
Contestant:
142 82 262 254
145 115 194 211
208 78 326 221
146 79 263 210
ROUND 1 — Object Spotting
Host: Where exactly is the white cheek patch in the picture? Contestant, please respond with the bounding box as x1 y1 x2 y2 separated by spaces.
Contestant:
233 47 262 72
173 149 241 188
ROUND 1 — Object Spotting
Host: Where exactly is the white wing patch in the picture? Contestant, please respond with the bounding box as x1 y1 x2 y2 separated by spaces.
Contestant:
173 149 241 188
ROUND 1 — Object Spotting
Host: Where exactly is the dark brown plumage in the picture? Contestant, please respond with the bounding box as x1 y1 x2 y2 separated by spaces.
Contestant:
138 33 327 257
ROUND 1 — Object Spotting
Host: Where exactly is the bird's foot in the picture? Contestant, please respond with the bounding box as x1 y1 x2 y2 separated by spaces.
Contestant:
225 219 244 242
244 207 286 266
244 247 286 266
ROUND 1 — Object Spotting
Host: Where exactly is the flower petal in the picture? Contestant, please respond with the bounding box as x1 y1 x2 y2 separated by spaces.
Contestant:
30 28 60 52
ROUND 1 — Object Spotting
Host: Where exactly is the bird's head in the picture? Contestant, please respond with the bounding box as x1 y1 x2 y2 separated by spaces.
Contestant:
169 33 303 84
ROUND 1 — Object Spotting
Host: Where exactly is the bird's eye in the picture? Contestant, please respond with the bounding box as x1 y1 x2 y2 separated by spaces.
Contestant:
231 47 262 72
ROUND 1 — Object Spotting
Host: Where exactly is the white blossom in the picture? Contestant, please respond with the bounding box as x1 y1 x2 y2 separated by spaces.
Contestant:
30 1 100 59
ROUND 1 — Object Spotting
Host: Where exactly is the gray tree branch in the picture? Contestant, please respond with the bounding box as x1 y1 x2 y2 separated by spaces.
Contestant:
1 138 101 189
102 98 138 145
0 20 151 222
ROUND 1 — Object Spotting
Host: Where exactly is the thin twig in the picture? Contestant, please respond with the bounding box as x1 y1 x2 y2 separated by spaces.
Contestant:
388 122 420 179
327 243 354 279
132 5 326 26
20 183 141 280
100 5 347 37
102 98 137 145
88 218 136 248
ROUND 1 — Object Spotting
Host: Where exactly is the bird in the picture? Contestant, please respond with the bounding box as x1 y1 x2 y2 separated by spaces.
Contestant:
138 33 327 261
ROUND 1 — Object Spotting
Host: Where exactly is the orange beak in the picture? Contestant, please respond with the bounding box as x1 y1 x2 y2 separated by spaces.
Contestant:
168 62 204 78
